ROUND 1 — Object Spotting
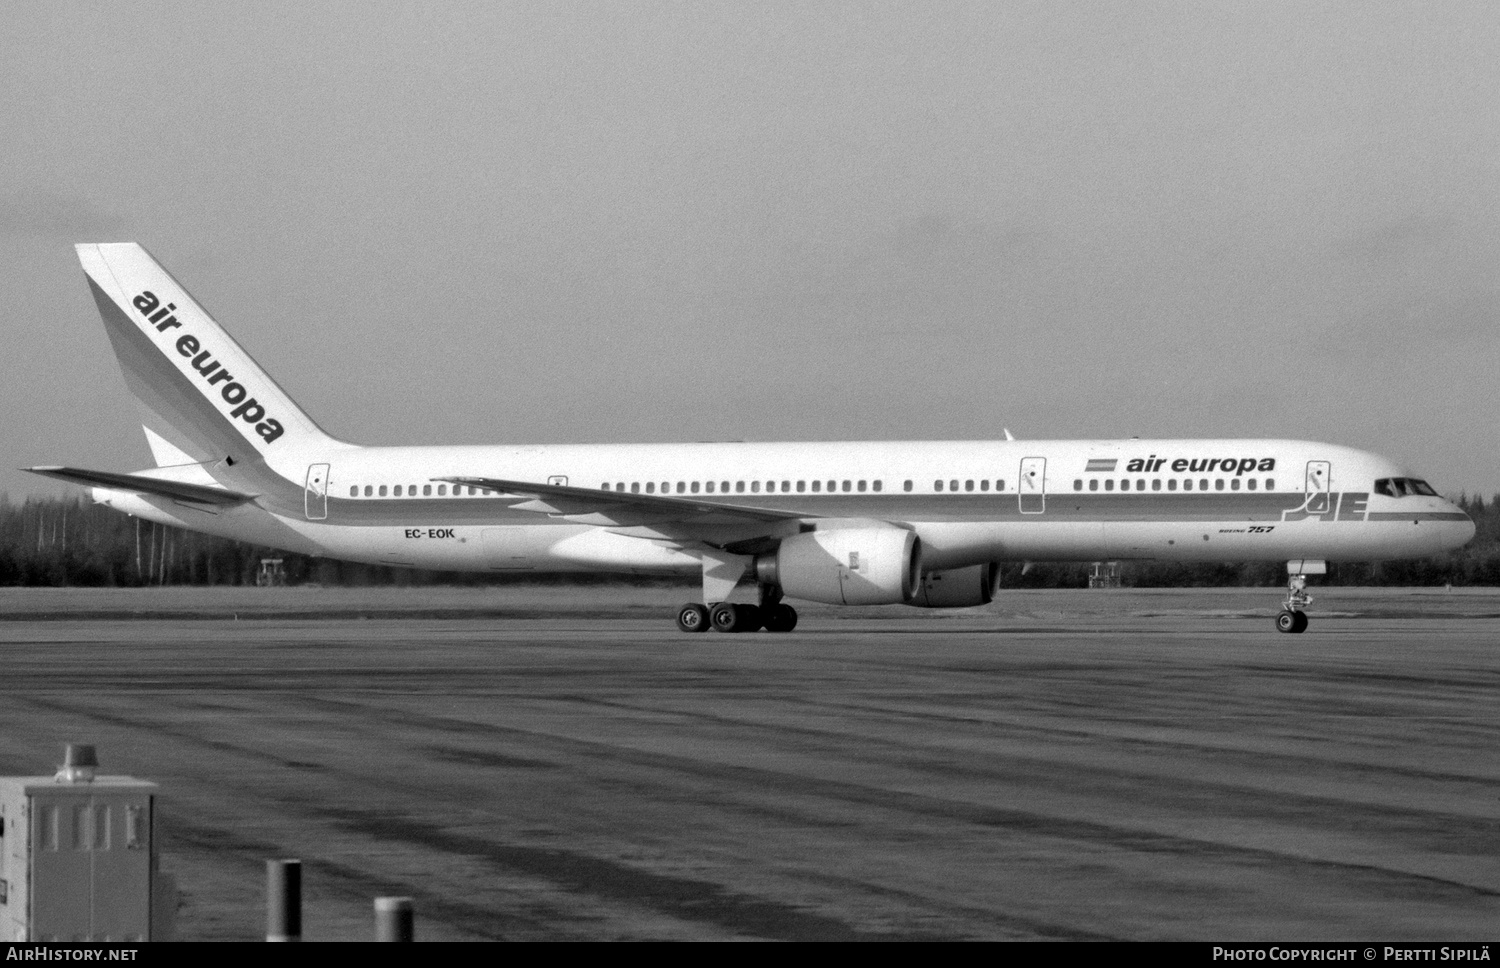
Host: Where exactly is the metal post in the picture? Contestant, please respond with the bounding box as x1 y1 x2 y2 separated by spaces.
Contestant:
374 896 413 941
266 859 302 942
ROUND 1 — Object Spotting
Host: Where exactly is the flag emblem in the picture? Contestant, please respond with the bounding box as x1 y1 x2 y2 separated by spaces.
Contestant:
1085 458 1117 472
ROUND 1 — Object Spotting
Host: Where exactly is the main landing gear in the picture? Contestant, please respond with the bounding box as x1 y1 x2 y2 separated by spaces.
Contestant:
1275 568 1315 634
676 584 798 634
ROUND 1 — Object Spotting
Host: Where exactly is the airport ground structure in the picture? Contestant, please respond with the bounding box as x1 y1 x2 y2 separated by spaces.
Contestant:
0 585 1494 940
2 491 1498 589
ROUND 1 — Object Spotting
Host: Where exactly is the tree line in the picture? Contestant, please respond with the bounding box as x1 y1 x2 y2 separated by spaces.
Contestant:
2 492 1497 588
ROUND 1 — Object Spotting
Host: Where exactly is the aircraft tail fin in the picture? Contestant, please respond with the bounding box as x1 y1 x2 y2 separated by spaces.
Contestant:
75 243 341 464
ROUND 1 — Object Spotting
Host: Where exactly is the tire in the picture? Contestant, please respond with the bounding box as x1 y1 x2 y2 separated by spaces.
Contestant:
1276 610 1298 634
709 602 742 633
676 603 710 633
762 603 798 632
1291 610 1309 634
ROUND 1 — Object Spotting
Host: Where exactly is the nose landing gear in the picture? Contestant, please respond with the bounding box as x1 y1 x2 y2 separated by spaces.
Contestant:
1275 562 1322 633
1275 607 1308 634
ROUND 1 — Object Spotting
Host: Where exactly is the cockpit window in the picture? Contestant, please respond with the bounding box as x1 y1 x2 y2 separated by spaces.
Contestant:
1375 477 1438 498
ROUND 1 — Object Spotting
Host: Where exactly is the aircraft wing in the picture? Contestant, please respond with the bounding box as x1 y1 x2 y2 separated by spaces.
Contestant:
438 475 808 547
26 465 258 507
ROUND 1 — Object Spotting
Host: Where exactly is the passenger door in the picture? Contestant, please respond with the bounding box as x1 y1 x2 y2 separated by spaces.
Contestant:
1019 457 1046 514
304 463 329 521
1304 460 1331 515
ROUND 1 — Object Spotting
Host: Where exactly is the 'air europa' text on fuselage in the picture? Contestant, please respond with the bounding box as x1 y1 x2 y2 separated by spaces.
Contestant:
131 290 284 443
1125 455 1276 475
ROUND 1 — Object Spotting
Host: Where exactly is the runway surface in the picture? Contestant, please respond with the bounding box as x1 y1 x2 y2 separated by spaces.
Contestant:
0 585 1495 941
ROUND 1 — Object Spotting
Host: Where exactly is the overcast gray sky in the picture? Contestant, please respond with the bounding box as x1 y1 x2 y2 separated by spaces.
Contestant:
3 1 1497 499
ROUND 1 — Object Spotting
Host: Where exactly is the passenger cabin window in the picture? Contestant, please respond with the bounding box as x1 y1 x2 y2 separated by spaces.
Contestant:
903 480 913 492
349 486 358 497
934 480 943 491
812 480 821 492
379 485 387 497
438 485 447 495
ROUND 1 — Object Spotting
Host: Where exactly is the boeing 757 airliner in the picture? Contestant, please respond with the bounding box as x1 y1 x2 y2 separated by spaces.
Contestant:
30 243 1474 634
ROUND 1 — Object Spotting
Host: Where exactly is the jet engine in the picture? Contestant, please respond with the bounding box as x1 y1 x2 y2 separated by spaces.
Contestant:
756 528 921 605
907 562 1000 608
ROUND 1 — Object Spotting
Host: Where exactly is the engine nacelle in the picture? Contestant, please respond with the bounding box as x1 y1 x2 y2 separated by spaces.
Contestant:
907 562 1000 609
757 528 921 605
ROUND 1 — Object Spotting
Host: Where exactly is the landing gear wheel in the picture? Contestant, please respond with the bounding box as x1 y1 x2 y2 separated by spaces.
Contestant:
710 602 762 633
676 603 710 633
1276 610 1308 634
761 603 798 632
1293 610 1308 633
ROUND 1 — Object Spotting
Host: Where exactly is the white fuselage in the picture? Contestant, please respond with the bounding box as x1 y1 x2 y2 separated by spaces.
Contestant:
94 437 1475 581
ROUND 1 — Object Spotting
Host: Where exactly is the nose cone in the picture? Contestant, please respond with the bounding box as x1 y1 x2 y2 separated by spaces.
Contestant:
1439 501 1477 551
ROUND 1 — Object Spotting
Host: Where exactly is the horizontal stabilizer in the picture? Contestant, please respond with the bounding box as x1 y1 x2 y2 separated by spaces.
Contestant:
25 465 258 507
